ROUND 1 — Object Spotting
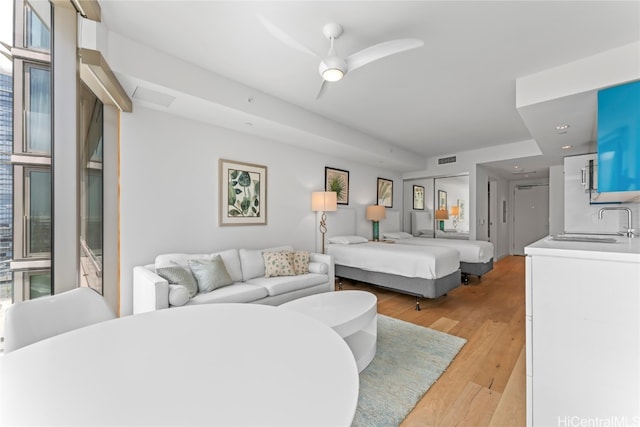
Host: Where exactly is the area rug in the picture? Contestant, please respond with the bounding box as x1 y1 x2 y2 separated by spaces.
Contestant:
352 315 466 427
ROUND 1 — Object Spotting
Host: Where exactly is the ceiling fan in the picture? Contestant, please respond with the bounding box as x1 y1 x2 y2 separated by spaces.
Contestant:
258 16 424 99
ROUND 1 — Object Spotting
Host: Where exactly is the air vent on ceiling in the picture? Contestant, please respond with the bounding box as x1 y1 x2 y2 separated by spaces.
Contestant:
438 156 456 165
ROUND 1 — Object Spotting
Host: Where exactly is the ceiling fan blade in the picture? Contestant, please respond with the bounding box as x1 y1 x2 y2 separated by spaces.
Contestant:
258 15 320 58
315 80 327 99
346 38 423 72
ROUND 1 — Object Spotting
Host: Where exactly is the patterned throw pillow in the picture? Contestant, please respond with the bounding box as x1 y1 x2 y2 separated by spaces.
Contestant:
263 251 295 278
292 250 310 275
156 265 199 298
188 256 234 293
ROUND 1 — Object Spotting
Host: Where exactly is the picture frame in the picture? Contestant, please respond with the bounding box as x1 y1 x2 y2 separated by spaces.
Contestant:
377 178 393 208
438 190 447 210
459 199 466 221
325 167 349 205
413 185 425 210
219 159 267 226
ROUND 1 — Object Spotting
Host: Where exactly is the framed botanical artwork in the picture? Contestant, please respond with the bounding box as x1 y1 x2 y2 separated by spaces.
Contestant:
219 159 267 226
438 189 447 210
413 185 425 210
377 178 393 208
325 167 349 205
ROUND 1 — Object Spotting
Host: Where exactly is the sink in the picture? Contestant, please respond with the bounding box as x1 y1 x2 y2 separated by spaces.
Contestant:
550 235 617 243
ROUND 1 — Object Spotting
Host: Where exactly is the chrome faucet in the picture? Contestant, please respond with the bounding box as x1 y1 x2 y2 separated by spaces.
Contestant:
598 207 635 238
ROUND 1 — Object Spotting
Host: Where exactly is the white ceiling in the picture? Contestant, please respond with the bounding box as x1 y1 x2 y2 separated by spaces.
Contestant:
99 1 640 178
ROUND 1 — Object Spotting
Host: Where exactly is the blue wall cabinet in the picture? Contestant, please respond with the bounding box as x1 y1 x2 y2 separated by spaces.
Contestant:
597 80 640 192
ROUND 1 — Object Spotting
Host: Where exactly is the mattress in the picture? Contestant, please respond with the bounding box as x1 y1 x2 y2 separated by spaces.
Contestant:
327 242 459 280
388 237 494 264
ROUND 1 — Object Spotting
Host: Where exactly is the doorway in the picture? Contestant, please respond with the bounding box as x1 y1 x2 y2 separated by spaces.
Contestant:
513 184 549 255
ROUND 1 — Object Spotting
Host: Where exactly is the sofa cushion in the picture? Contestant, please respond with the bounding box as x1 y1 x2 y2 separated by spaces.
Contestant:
156 265 199 298
245 273 328 297
263 251 295 278
210 249 243 283
188 256 234 293
187 283 268 305
168 284 190 307
239 245 293 281
292 250 310 275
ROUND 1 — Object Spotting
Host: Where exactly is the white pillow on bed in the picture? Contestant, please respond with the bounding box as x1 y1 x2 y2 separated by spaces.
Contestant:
382 231 413 239
328 235 368 245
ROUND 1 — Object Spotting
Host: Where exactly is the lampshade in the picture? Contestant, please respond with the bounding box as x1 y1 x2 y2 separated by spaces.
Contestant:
450 206 460 217
435 209 449 220
366 205 386 221
311 191 337 212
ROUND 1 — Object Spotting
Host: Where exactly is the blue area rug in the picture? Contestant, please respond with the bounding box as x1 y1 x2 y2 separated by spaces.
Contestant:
353 315 466 427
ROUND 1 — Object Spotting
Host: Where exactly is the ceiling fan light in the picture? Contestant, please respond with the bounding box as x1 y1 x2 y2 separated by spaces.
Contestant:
319 56 347 82
322 68 344 82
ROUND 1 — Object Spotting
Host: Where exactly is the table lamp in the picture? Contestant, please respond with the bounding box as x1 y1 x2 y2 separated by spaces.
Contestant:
366 205 386 241
311 191 338 254
449 205 459 229
435 208 449 231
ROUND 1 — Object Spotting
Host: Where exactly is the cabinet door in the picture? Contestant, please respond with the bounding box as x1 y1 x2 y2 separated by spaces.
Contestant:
530 255 639 425
598 80 640 192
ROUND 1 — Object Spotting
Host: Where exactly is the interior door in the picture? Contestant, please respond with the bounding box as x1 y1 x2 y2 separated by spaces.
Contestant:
513 184 549 255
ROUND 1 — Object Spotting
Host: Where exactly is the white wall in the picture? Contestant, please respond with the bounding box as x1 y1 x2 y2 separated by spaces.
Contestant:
548 165 564 235
118 106 402 315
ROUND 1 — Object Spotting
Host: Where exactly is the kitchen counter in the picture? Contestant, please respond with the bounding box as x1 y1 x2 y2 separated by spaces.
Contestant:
525 234 640 262
524 234 639 426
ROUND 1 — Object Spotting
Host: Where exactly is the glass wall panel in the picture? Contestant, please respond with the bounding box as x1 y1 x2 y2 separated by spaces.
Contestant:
24 64 51 154
80 84 103 294
25 1 50 52
26 168 51 256
28 270 51 299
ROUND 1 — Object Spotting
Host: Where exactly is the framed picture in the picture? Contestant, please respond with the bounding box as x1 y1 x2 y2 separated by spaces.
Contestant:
219 159 267 226
325 167 349 205
377 178 393 208
438 190 447 210
413 185 425 210
458 199 466 221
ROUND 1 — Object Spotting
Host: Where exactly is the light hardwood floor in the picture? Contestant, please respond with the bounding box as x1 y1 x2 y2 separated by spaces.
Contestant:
338 255 526 427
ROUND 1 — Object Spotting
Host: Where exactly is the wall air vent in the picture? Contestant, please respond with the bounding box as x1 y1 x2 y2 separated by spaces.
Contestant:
438 156 456 165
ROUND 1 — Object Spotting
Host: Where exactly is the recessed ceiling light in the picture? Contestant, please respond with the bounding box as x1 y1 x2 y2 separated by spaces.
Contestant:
513 165 520 169
562 145 573 150
555 124 570 130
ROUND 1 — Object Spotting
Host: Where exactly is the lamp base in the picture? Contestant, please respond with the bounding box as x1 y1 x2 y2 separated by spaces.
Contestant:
372 221 380 241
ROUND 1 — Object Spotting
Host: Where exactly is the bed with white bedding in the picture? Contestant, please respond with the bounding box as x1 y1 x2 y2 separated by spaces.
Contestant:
324 209 461 309
384 211 495 282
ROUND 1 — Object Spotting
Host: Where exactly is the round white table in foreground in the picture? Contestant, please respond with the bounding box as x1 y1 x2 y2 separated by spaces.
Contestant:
281 290 377 372
0 304 359 426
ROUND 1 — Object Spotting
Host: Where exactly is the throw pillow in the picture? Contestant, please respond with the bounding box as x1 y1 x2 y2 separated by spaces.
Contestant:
308 262 328 274
168 284 190 307
188 256 234 293
263 250 295 278
327 235 369 245
292 250 310 275
156 265 199 298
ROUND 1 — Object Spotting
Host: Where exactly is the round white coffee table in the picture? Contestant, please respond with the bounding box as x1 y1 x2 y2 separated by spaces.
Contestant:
281 290 377 372
0 304 359 426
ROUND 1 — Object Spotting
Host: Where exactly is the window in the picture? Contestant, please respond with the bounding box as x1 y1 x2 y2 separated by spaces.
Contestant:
24 63 50 154
24 1 50 52
25 167 50 257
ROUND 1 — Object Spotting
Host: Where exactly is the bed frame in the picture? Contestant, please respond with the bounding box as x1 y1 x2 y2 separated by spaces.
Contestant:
326 208 461 310
403 211 494 283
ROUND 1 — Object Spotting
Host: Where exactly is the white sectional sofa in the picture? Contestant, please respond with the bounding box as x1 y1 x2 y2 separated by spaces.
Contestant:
132 245 334 314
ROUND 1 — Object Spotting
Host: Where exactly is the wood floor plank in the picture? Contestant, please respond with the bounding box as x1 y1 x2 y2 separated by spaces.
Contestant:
439 382 502 427
489 345 527 427
428 317 459 333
